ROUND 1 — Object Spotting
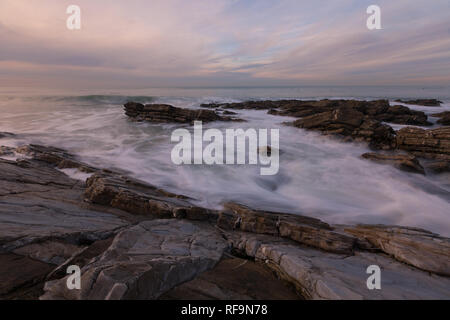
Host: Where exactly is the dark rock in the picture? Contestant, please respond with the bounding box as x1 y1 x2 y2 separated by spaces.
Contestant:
85 172 217 221
0 253 54 299
395 99 442 106
432 111 450 125
226 231 450 299
0 132 15 139
124 102 241 123
41 219 228 300
396 127 450 160
160 257 301 300
291 107 396 149
268 99 431 126
361 152 425 174
222 110 237 115
217 202 357 254
374 105 431 126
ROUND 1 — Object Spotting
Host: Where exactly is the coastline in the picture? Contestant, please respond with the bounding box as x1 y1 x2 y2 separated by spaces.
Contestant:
1 97 449 300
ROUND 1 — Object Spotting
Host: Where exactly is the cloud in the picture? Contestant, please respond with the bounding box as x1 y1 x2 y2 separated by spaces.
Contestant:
0 0 449 88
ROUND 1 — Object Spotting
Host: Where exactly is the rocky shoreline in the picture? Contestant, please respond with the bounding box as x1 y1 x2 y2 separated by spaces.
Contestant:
1 98 449 300
0 140 449 299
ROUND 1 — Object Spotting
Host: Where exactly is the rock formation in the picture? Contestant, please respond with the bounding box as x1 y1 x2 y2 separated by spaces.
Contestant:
290 107 397 149
124 102 241 123
1 143 449 300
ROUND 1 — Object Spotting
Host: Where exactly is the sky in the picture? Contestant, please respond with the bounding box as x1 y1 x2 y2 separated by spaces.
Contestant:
0 0 449 89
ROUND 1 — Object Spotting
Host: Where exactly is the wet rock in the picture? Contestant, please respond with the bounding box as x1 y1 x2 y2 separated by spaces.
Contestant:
268 99 431 126
85 173 217 221
344 225 450 277
361 152 425 174
395 99 442 106
374 105 431 126
432 111 450 125
41 219 227 300
218 202 357 254
396 127 450 160
160 257 301 300
222 110 238 115
15 144 97 173
291 107 396 149
226 232 450 299
124 102 241 123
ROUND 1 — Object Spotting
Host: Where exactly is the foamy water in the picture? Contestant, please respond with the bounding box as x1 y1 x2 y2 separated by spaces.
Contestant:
0 87 449 235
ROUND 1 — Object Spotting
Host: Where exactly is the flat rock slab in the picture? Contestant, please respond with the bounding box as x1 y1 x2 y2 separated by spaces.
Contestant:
41 219 228 300
344 225 450 277
227 232 450 300
0 159 129 252
161 257 301 300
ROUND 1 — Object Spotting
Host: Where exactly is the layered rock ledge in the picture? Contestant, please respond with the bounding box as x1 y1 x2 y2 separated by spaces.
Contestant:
124 102 242 123
1 143 449 300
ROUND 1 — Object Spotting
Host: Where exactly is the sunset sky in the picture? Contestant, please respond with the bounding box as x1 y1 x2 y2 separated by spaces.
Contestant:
1 0 449 88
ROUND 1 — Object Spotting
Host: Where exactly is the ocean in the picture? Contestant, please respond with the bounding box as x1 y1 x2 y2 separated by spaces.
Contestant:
1 86 449 235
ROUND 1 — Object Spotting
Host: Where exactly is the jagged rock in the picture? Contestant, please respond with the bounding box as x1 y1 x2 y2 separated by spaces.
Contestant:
217 202 357 254
124 102 241 123
361 152 425 174
226 232 450 299
344 225 450 277
395 99 442 106
85 173 217 221
161 257 301 300
41 219 228 300
290 107 396 149
374 105 431 126
267 99 431 126
433 111 450 125
396 127 450 160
